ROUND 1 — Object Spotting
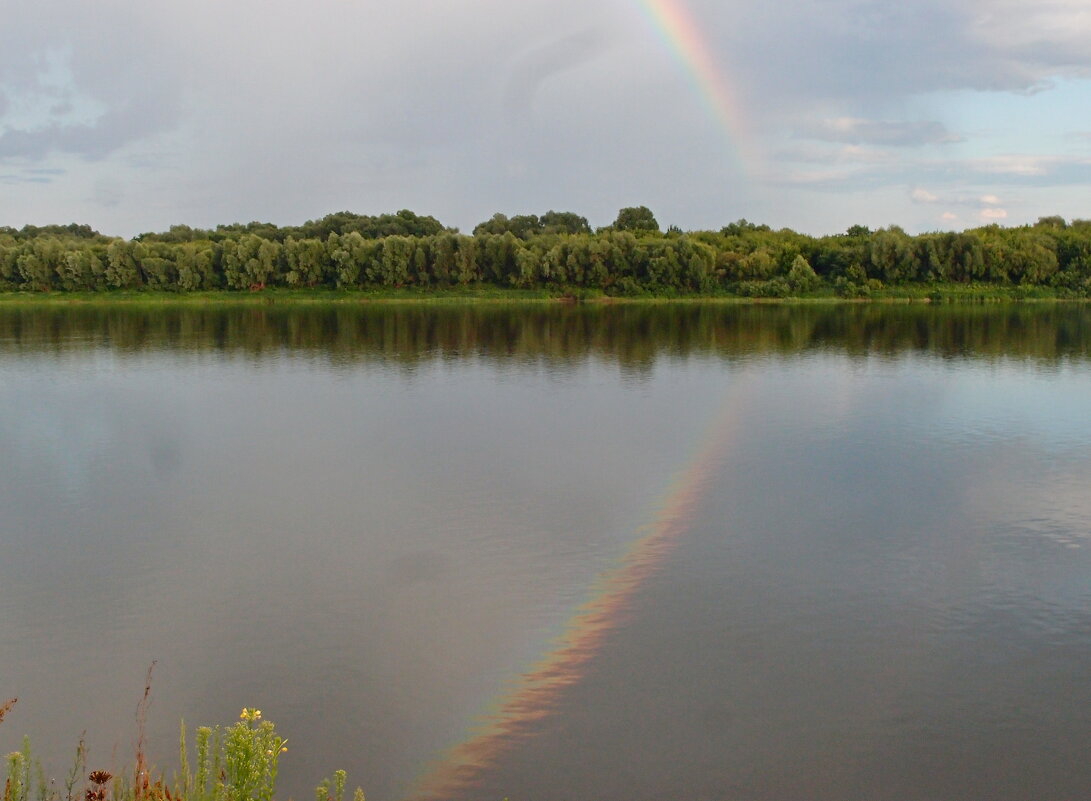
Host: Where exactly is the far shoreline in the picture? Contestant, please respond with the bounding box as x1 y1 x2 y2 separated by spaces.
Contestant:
0 285 1087 307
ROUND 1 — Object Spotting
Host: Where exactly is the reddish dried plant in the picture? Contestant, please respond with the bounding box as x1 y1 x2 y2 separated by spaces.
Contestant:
0 697 15 725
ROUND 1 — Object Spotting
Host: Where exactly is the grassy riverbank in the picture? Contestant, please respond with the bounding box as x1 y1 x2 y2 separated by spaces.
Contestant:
0 283 1084 307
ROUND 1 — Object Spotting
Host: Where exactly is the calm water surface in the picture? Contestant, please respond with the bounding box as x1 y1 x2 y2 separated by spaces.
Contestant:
1 304 1089 801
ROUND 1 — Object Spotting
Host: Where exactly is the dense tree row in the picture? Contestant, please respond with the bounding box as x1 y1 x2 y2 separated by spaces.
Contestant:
2 209 1090 295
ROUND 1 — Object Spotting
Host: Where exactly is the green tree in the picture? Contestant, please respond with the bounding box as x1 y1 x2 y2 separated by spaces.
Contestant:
223 234 281 288
137 242 179 289
57 249 105 290
787 254 820 292
540 211 591 235
455 235 480 284
738 248 777 280
17 238 65 289
514 247 542 286
105 240 142 288
379 236 414 285
1009 232 1059 284
285 237 329 287
430 233 458 285
176 243 216 290
869 227 914 282
948 232 985 282
613 206 660 233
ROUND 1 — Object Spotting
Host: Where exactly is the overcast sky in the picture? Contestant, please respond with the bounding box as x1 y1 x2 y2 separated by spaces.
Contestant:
1 0 1089 237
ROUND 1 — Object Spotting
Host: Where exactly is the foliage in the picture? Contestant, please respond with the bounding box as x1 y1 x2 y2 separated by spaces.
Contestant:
612 206 660 233
473 210 591 239
1 698 357 801
4 209 1091 298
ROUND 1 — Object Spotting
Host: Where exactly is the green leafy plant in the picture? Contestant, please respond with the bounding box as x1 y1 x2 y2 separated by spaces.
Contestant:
3 736 49 801
3 696 358 801
314 770 363 801
220 709 287 801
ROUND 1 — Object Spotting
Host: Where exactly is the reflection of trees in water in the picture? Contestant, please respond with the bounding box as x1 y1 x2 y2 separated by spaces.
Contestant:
1 304 1090 368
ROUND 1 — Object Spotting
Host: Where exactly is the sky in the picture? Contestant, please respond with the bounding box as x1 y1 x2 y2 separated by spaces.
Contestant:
0 0 1089 238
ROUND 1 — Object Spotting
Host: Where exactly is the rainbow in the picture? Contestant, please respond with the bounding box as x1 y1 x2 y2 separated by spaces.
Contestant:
635 0 757 170
406 383 745 801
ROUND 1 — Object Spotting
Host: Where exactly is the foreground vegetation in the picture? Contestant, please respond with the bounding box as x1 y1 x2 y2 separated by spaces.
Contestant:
1 695 359 801
2 209 1090 298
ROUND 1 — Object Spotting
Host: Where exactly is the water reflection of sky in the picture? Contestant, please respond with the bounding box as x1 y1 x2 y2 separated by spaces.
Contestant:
2 307 1090 801
0 346 732 800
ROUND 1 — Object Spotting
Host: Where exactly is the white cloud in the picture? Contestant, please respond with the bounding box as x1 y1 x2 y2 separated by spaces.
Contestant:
912 188 940 203
973 156 1053 176
771 167 861 186
981 207 1009 219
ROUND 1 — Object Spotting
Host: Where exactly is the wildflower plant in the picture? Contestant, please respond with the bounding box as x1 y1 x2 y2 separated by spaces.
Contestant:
2 695 359 801
85 771 111 801
314 770 362 801
4 736 48 801
4 748 27 801
220 710 286 801
179 710 287 801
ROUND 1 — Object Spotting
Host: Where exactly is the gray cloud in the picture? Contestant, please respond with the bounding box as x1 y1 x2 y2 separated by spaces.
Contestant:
1 0 1090 235
90 177 124 208
721 0 1091 108
795 118 963 146
0 4 183 164
502 28 610 121
0 102 173 160
0 173 53 185
771 145 1091 194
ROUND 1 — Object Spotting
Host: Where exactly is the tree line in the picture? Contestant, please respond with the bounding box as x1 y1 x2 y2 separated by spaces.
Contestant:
2 208 1090 295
